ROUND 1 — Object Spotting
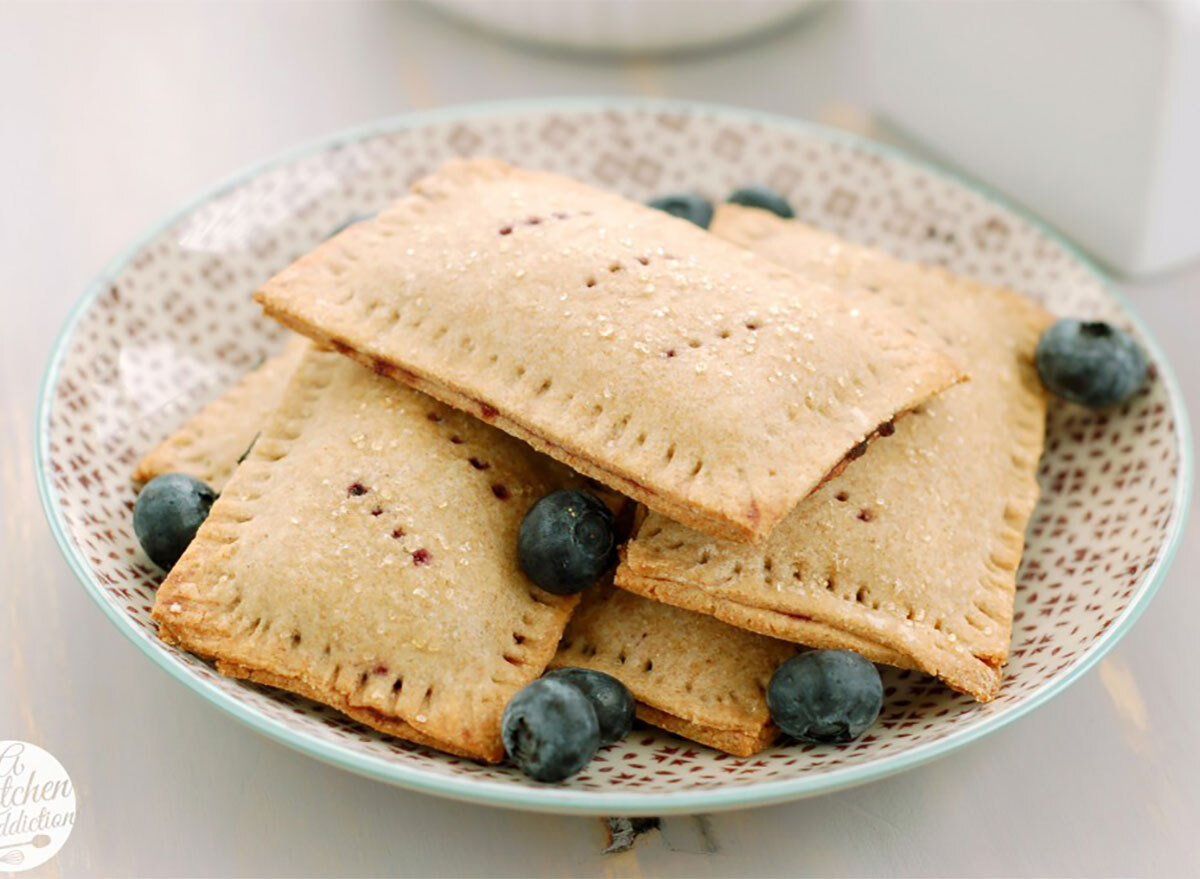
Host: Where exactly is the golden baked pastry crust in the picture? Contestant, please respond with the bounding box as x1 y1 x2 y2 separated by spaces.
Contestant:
254 159 962 543
618 207 1054 702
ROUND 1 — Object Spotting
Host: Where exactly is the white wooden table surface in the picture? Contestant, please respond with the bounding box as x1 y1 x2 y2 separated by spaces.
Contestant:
2 4 1197 876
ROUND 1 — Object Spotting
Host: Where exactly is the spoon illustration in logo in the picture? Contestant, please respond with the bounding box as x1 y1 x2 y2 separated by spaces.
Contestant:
0 835 52 861
0 835 52 865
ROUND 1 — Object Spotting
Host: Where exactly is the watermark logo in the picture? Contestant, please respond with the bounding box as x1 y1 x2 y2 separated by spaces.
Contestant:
0 742 75 873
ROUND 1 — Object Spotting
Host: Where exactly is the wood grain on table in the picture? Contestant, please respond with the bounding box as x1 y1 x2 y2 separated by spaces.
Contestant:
1 3 1196 876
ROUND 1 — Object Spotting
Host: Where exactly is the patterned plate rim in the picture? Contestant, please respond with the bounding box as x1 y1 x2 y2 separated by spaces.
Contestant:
35 97 1194 816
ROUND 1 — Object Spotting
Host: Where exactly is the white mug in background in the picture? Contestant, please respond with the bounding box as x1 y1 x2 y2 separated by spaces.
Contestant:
867 1 1200 277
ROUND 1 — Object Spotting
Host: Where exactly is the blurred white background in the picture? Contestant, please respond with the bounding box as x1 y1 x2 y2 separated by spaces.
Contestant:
1 3 1197 877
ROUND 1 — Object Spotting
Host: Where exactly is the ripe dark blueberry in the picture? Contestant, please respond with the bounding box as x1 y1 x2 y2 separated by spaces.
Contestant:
767 650 883 744
727 185 795 219
1035 319 1149 408
646 192 714 229
518 490 616 595
133 473 218 571
502 678 600 782
546 667 635 746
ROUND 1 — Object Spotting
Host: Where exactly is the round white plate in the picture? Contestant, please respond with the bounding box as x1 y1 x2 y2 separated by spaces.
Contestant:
37 99 1192 815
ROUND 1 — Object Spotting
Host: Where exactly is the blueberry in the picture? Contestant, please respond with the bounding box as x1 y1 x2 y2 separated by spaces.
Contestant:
727 185 795 219
767 650 883 744
133 473 217 571
502 677 600 782
1035 319 1149 408
646 192 714 229
518 491 616 595
546 667 635 746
